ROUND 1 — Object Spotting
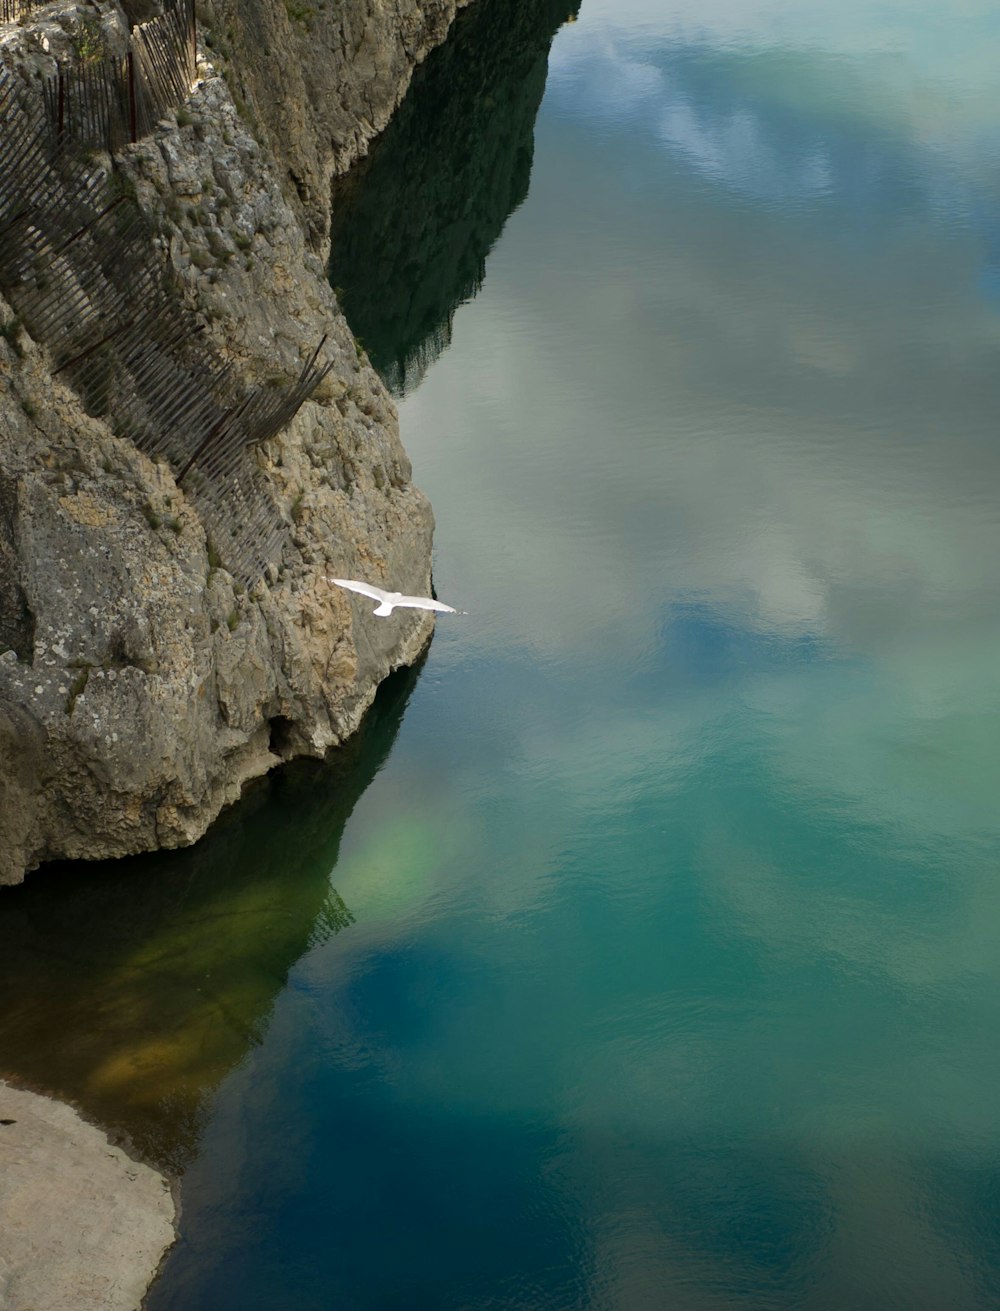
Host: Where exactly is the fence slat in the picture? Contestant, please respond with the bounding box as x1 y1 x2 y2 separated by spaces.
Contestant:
1 0 36 24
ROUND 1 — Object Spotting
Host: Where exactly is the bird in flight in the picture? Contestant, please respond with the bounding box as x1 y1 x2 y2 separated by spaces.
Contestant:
328 578 464 617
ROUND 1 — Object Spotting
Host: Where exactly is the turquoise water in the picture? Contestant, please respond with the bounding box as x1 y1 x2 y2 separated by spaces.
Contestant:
15 0 1000 1306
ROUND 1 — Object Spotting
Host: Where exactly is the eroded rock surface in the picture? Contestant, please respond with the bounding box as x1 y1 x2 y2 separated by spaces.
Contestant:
0 0 467 884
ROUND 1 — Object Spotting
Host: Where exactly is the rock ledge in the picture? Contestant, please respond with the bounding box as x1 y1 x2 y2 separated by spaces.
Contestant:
0 1080 176 1311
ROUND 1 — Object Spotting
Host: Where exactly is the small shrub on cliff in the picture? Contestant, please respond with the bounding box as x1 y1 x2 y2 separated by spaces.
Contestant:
0 316 24 359
283 0 315 26
65 665 91 715
107 169 137 205
74 19 106 61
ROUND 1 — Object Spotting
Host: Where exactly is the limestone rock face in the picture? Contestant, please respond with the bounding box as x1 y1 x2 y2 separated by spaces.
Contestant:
208 0 472 245
0 0 464 885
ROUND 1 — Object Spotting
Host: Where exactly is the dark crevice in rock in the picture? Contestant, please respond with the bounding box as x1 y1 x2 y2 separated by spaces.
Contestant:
0 471 35 664
267 714 297 758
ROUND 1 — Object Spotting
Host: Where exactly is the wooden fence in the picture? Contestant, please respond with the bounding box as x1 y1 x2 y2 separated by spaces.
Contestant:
0 0 35 23
0 13 330 590
41 0 196 152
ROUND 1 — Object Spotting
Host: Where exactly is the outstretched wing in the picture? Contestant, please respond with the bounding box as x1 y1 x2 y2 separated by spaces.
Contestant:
396 595 459 614
329 578 388 602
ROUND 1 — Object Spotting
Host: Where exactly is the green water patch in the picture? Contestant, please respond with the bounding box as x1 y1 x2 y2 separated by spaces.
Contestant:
0 664 421 1172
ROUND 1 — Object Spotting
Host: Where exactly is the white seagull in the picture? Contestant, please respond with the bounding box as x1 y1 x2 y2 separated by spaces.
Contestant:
328 578 463 617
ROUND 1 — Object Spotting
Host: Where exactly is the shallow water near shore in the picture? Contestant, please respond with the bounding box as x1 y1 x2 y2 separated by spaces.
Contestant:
9 0 1000 1307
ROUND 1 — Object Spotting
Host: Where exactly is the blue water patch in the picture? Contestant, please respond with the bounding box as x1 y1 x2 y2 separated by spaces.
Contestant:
28 1 1000 1308
648 599 835 688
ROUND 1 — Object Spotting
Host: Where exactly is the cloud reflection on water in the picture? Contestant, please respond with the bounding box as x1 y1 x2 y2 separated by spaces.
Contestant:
149 4 1000 1307
379 10 1000 1302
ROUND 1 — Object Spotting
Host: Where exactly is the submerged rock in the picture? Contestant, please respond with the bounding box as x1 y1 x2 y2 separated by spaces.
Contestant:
0 1080 176 1311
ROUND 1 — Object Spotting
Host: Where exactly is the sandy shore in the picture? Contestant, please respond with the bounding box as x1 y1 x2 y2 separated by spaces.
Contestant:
0 1081 176 1311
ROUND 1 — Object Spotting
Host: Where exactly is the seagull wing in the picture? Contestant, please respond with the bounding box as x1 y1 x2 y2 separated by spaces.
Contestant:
329 578 388 602
395 594 459 614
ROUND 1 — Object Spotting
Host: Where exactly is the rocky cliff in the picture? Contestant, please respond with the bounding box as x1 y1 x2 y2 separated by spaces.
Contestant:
205 0 467 246
0 0 468 885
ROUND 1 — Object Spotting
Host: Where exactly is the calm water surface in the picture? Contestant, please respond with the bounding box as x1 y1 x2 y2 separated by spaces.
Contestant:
9 1 1000 1307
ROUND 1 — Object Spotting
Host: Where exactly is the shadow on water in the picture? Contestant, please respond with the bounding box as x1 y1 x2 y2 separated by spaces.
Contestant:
329 0 580 395
0 661 423 1174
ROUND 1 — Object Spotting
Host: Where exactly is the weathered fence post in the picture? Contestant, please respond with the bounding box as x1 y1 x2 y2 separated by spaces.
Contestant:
127 50 137 142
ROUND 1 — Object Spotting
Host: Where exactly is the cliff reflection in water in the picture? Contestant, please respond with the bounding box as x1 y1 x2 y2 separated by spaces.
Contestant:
329 0 579 395
0 664 421 1173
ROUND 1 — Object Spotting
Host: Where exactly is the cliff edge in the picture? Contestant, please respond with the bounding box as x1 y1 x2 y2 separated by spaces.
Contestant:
0 0 468 885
